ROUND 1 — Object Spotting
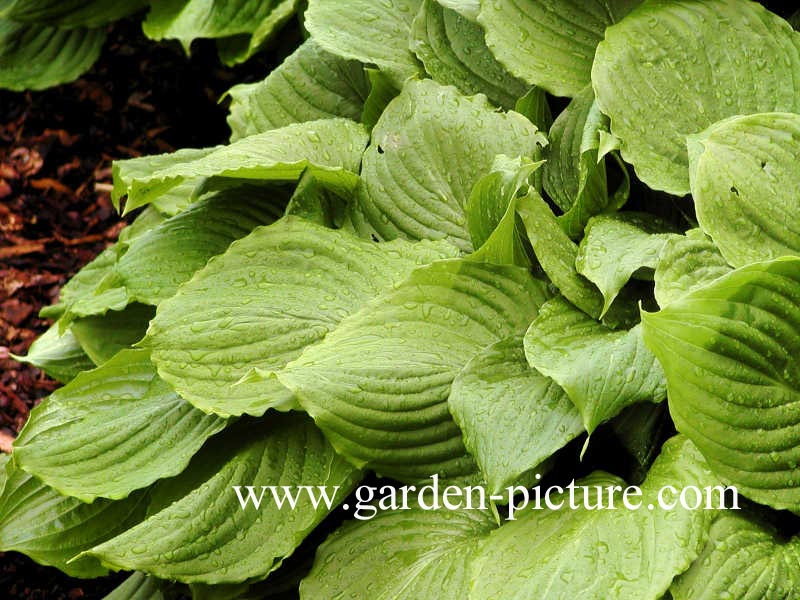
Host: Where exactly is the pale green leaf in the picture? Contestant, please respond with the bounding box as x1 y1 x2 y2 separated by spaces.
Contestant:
671 512 800 600
10 321 94 383
89 414 360 585
410 0 529 109
226 39 369 140
642 257 800 510
0 19 104 91
435 0 479 21
516 191 604 318
478 0 639 97
576 212 679 315
71 303 154 365
525 296 666 434
146 217 458 417
13 349 226 502
0 458 148 578
112 119 367 214
360 68 400 131
300 503 497 600
689 112 800 267
278 259 550 480
352 79 546 251
449 335 582 494
305 0 422 86
592 0 800 195
653 229 732 307
471 435 715 600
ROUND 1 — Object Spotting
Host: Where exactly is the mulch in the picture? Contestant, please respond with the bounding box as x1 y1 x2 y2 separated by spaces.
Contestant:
0 17 286 599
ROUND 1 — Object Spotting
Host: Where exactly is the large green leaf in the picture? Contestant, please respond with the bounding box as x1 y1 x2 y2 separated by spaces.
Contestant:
449 336 582 494
146 217 457 417
653 228 732 307
88 414 360 585
642 257 800 510
543 85 629 239
477 0 639 97
671 512 800 600
471 435 715 600
13 349 226 502
300 503 497 599
112 119 367 214
10 321 94 383
305 0 422 87
352 79 546 252
516 191 604 318
0 458 148 578
525 297 666 434
278 259 550 481
409 0 528 109
0 0 145 27
592 0 800 195
0 19 104 91
689 112 800 267
576 213 679 316
226 39 369 140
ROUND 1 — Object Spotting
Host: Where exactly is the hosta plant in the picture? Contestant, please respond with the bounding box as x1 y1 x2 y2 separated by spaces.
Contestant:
4 0 800 599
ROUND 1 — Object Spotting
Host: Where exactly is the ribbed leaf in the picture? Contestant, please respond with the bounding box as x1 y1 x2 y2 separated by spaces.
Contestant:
215 0 298 67
11 321 94 383
0 458 148 577
146 217 458 417
525 297 666 434
226 39 369 140
13 349 226 501
88 415 360 585
592 0 800 195
471 436 715 600
278 259 550 481
689 112 800 267
305 0 422 87
449 336 582 494
478 0 638 97
300 503 497 599
0 0 146 27
410 0 528 109
0 19 104 91
352 79 546 251
642 258 800 510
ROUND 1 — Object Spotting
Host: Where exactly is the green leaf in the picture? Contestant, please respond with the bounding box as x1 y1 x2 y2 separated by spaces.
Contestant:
0 19 104 91
305 0 423 87
525 297 666 434
689 112 800 267
13 349 226 502
471 435 715 600
409 0 529 109
642 257 800 510
477 0 638 97
226 39 369 140
449 335 582 494
88 414 360 585
352 79 546 252
592 0 800 195
104 572 170 600
215 0 298 67
435 0 479 21
514 86 552 133
112 119 367 214
516 190 604 318
71 303 155 365
0 0 146 28
671 512 800 600
146 217 458 418
576 212 679 316
466 155 539 267
544 85 629 239
300 503 497 599
278 259 550 481
360 68 400 131
10 321 94 383
0 458 148 578
654 228 732 308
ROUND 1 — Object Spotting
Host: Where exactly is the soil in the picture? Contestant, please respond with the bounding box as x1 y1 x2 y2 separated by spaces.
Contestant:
0 17 293 599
